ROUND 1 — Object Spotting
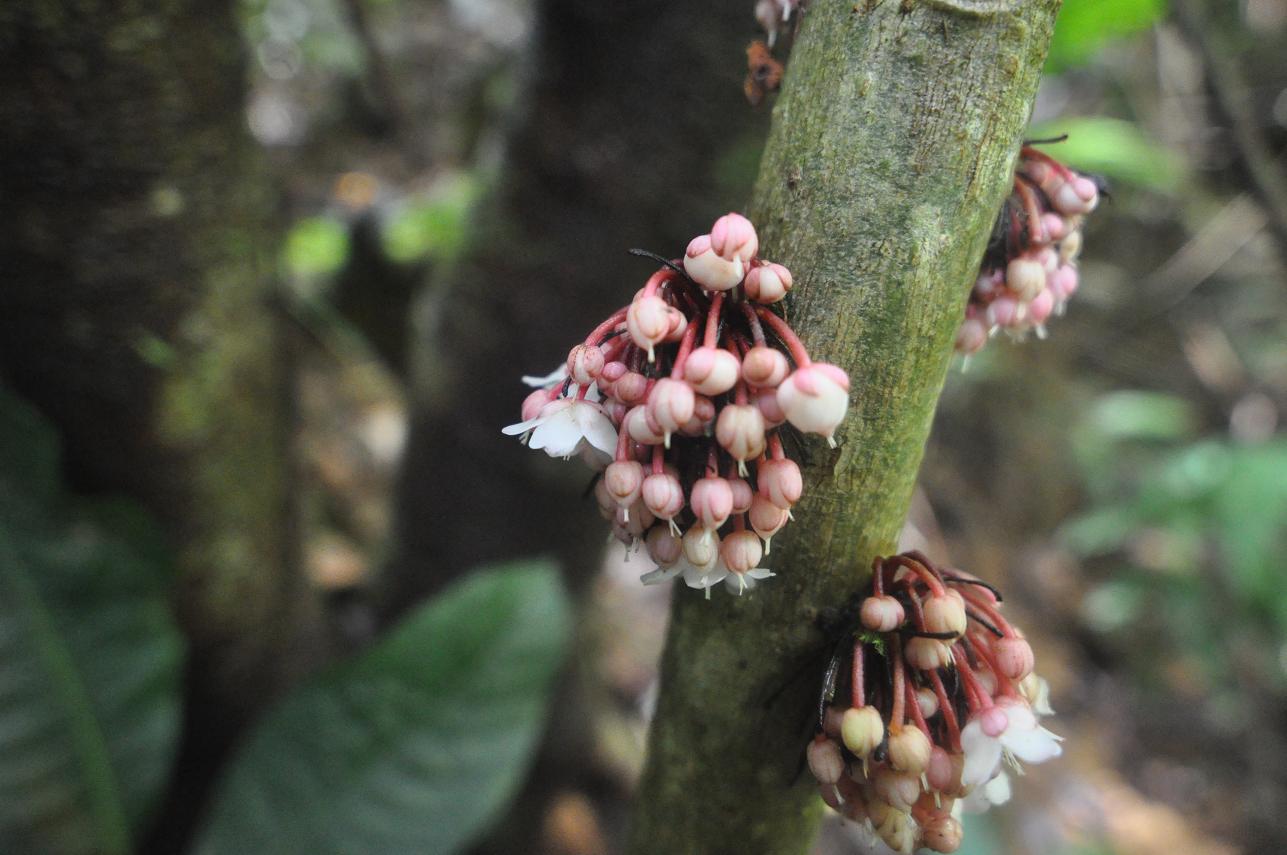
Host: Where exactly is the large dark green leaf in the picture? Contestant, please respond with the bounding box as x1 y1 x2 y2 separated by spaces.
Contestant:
1047 0 1167 72
0 390 183 854
194 562 570 855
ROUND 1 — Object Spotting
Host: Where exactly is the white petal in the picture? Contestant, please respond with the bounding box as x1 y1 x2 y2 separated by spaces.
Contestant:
522 365 568 387
747 568 775 580
528 410 583 457
641 564 682 585
501 414 545 436
574 403 619 458
1002 725 1063 765
959 721 1003 788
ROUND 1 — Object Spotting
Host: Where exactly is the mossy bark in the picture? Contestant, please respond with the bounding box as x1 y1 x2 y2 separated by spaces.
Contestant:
628 2 1059 853
0 3 315 848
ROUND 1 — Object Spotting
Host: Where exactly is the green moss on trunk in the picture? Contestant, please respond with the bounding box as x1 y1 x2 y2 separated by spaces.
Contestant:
628 2 1059 853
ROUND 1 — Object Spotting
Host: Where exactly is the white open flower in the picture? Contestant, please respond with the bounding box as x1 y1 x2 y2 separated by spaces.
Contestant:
724 567 775 595
502 398 616 461
960 698 1062 789
960 770 1012 814
522 364 568 388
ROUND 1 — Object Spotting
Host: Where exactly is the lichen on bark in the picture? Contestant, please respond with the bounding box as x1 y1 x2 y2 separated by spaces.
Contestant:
627 2 1060 853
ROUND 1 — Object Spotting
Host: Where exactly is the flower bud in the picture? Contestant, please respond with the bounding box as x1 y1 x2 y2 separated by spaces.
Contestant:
690 474 734 530
904 637 953 671
860 595 904 632
641 470 685 521
613 371 649 405
874 768 921 813
743 262 792 304
645 524 683 566
1006 257 1046 302
715 404 767 463
985 295 1019 328
720 529 764 574
597 360 627 393
922 815 963 854
1059 229 1082 265
748 494 788 547
926 745 956 793
709 212 758 263
1028 287 1055 326
841 705 884 757
646 378 695 443
682 525 719 569
593 476 616 521
756 457 802 509
922 590 967 637
1053 175 1099 215
777 363 850 444
683 234 745 291
806 736 845 785
683 346 740 396
604 460 644 508
916 687 939 720
626 295 669 358
954 317 987 356
567 343 605 385
662 306 688 342
729 477 753 514
521 388 553 421
625 405 664 445
741 345 790 387
887 726 932 776
992 636 1035 680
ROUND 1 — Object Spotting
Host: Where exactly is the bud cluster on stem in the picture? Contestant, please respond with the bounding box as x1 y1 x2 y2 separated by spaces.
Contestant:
503 213 851 597
810 551 1061 854
955 140 1102 358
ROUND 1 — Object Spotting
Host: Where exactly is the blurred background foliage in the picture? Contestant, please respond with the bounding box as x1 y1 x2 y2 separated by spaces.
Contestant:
2 0 1286 853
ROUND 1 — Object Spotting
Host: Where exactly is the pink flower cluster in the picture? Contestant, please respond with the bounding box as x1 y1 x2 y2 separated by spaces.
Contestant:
504 213 850 596
955 143 1100 357
808 552 1060 854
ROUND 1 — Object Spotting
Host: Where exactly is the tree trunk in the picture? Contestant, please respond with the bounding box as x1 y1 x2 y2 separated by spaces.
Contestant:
0 3 315 849
628 2 1060 853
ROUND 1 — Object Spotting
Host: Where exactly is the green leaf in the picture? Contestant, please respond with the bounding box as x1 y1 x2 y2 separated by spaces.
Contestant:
0 390 183 854
284 216 350 278
1047 0 1167 72
1028 118 1184 192
194 562 570 855
381 173 480 264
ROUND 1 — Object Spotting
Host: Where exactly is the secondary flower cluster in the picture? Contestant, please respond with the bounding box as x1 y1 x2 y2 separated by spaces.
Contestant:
503 214 850 596
808 552 1060 854
955 142 1101 357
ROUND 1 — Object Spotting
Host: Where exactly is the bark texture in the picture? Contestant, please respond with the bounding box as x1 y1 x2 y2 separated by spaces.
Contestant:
0 3 314 849
628 2 1060 853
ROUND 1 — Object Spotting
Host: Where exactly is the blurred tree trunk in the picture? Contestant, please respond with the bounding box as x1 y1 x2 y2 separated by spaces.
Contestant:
384 0 766 851
628 2 1060 854
0 2 316 851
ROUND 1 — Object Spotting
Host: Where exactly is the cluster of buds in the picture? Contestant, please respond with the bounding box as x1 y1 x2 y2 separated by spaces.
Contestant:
807 552 1060 854
955 140 1102 358
503 213 850 597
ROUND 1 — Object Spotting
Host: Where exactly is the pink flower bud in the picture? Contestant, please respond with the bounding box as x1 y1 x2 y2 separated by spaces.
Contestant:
682 346 740 396
682 525 719 569
743 262 792 304
683 234 745 291
567 343 605 385
1041 212 1067 241
748 494 788 546
922 590 967 637
926 746 956 793
626 294 670 358
887 726 932 776
709 212 758 263
593 476 616 521
521 388 552 421
690 474 734 530
1054 175 1099 215
806 736 845 786
662 306 688 342
604 460 644 508
986 295 1019 328
729 477 753 514
625 405 664 445
612 371 649 405
777 363 850 444
860 594 904 632
720 529 763 573
741 345 790 387
979 705 1009 738
840 705 884 757
1028 287 1054 326
904 637 953 670
954 317 988 355
597 360 627 394
916 687 938 720
974 269 1002 300
715 404 767 463
1006 257 1046 302
992 636 1035 680
641 470 684 520
923 815 963 854
645 525 683 566
646 378 695 441
756 457 802 509
752 388 786 426
873 768 921 812
1059 229 1082 265
616 501 654 538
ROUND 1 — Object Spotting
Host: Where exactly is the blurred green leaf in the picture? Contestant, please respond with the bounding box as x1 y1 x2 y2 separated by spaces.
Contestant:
0 389 183 854
1047 0 1167 72
382 173 480 264
1085 391 1196 443
284 216 350 278
194 561 570 855
1028 118 1184 192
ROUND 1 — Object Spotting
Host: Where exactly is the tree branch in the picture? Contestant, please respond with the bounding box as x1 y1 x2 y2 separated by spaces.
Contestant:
627 2 1059 853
